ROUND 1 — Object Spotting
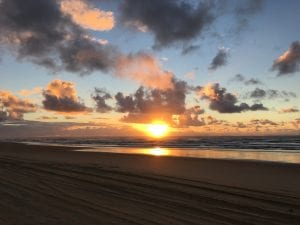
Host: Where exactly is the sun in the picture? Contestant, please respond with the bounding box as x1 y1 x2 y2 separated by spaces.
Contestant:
146 122 169 138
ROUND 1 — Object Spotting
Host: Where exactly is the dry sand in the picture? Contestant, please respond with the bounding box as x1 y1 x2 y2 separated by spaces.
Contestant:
0 142 300 225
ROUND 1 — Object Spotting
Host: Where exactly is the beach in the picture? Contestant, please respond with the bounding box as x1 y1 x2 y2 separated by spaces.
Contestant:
0 142 300 224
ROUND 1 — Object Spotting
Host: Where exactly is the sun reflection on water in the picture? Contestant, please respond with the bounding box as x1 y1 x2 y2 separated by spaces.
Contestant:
146 147 169 156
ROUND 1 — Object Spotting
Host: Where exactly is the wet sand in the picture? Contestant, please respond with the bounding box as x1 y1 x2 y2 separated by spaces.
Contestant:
0 142 300 224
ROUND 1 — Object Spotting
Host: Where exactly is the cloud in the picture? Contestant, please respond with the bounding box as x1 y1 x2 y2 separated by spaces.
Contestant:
19 87 42 96
291 118 300 128
120 0 215 49
0 0 182 91
37 116 58 120
206 115 226 125
229 74 263 85
245 78 263 85
209 48 229 71
91 88 112 113
0 90 37 120
0 120 138 138
175 106 205 127
272 41 300 75
115 52 174 89
197 83 268 113
279 108 299 113
247 88 297 100
181 45 200 55
248 88 266 98
233 0 265 32
120 0 265 49
65 116 75 119
115 79 191 124
230 74 245 82
60 0 114 31
250 119 278 126
236 122 247 128
0 0 117 75
42 80 89 113
184 71 196 80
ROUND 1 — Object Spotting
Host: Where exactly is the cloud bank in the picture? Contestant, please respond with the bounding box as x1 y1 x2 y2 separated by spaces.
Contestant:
0 0 117 75
229 74 263 85
197 83 268 113
0 90 37 120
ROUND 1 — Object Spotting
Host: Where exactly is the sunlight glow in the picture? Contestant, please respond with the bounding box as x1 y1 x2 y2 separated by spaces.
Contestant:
147 147 169 156
146 122 169 138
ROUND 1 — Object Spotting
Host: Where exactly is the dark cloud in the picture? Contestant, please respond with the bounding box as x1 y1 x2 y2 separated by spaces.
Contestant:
176 106 205 127
245 78 262 85
197 83 268 113
249 88 266 98
91 88 113 113
120 0 215 49
209 49 229 71
181 45 200 55
0 0 117 75
234 0 265 32
272 41 300 75
120 0 265 49
115 79 195 125
0 90 37 120
230 74 245 82
0 0 180 90
230 74 263 85
42 80 89 113
115 79 189 115
247 88 297 100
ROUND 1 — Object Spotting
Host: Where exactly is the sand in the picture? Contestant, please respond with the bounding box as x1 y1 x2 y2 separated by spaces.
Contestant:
0 142 300 225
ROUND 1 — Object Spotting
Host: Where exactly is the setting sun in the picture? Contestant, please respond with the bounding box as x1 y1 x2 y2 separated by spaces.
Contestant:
146 122 169 138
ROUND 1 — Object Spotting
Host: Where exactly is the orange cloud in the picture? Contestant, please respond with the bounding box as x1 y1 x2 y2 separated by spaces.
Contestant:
42 80 89 113
0 90 36 119
60 0 114 31
116 52 174 89
19 87 42 96
198 83 220 100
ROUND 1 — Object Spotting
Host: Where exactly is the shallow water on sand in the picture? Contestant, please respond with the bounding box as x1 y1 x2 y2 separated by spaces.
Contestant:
17 136 300 163
73 146 300 164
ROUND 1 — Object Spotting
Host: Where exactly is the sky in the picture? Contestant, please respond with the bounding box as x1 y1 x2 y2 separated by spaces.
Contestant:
0 0 300 138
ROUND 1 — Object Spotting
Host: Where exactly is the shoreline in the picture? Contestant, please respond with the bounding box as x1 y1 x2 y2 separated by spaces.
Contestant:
5 140 300 164
1 141 300 194
1 142 300 224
